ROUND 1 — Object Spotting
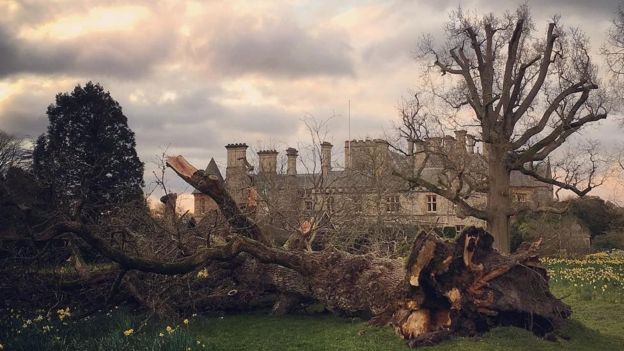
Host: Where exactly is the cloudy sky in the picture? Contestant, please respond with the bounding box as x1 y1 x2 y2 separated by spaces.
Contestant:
1 0 623 202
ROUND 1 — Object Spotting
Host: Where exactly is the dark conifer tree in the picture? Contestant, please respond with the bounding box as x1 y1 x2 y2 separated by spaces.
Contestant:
33 82 144 217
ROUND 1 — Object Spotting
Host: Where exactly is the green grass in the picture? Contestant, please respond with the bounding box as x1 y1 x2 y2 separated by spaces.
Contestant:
2 299 623 351
2 253 624 350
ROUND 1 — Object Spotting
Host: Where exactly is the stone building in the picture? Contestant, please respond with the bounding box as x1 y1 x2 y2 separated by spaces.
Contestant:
193 132 554 236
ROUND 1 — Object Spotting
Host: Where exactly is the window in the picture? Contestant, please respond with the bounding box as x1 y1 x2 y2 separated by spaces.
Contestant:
514 193 528 203
305 200 314 211
426 195 437 212
386 195 400 212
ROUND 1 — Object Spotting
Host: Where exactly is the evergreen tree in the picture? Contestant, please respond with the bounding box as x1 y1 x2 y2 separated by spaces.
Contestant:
33 82 144 217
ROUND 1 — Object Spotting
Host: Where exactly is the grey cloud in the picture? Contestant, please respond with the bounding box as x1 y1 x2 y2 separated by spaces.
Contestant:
0 23 176 79
224 106 300 135
401 0 622 17
0 91 49 138
9 0 154 25
362 30 423 67
121 91 227 130
361 0 618 69
205 18 354 78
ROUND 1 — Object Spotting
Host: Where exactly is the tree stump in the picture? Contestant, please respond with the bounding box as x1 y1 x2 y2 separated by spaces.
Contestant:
393 227 571 347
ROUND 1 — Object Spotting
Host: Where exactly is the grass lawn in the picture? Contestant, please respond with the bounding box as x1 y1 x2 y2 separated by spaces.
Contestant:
1 252 623 350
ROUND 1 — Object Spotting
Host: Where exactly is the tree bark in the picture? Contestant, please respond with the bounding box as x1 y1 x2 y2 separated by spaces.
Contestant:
485 143 512 254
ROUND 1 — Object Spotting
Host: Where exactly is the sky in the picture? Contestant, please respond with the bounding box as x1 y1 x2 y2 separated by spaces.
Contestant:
1 0 623 205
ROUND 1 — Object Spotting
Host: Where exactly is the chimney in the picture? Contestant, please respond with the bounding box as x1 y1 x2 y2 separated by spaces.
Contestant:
344 140 352 169
286 147 298 176
443 135 455 149
428 137 442 151
225 143 248 168
257 150 278 174
454 130 467 152
466 134 476 154
414 140 426 169
320 141 332 176
225 143 249 181
407 138 415 156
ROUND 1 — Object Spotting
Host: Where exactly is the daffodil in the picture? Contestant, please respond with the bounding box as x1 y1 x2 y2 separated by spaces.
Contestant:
57 307 71 321
197 268 209 279
123 328 134 337
183 319 190 325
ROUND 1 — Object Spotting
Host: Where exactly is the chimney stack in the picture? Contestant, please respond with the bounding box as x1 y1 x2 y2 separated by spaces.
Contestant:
428 137 442 151
414 140 426 169
344 140 352 169
454 130 467 152
466 134 476 154
286 147 298 176
321 141 332 176
257 150 278 174
225 143 248 169
443 135 455 149
225 143 250 204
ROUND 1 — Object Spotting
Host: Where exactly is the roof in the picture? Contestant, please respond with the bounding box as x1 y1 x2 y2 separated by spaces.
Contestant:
510 162 551 188
194 139 552 197
193 158 224 194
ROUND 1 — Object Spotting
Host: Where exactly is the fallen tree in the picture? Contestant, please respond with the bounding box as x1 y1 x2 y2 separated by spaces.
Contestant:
1 156 571 347
164 156 571 346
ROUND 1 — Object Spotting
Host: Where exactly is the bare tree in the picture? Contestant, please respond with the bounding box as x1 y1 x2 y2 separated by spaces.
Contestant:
400 7 608 253
0 130 27 174
604 4 624 83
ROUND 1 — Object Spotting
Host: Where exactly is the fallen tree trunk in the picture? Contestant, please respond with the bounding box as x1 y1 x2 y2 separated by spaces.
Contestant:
7 156 570 347
163 155 571 347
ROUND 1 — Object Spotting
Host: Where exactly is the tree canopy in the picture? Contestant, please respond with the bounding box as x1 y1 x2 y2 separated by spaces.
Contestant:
33 82 144 217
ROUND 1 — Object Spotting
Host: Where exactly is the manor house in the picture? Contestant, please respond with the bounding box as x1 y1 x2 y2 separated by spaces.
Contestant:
193 131 553 235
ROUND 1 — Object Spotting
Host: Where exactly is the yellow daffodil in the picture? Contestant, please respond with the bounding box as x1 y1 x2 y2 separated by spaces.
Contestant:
197 268 209 279
123 328 134 336
56 307 71 321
